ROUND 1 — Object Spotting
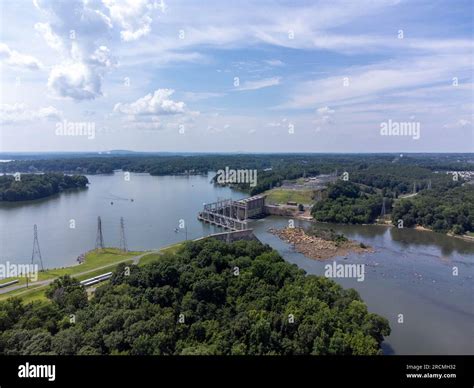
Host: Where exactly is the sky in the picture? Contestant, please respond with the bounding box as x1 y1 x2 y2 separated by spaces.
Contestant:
0 0 473 153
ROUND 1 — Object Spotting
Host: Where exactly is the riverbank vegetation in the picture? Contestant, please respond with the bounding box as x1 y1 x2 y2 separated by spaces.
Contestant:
0 173 88 202
0 239 390 355
391 185 474 234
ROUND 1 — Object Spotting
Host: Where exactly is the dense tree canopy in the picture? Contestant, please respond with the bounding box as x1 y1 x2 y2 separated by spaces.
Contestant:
0 173 88 202
0 239 390 355
311 181 389 224
391 185 474 234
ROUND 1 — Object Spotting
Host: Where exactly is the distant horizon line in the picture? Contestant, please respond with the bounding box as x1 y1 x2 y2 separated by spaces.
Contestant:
0 151 473 155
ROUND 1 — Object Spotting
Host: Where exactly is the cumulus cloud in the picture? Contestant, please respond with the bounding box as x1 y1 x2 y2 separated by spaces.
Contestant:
33 0 123 100
316 106 335 115
48 61 103 100
313 106 335 131
34 22 63 52
103 0 163 42
0 43 42 70
0 103 61 124
114 89 186 116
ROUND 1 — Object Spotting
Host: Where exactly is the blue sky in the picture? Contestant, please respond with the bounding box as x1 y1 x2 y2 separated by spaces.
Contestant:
0 0 472 152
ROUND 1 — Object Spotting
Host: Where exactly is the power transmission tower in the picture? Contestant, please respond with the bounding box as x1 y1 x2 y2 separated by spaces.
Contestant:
95 216 105 250
31 224 44 271
119 217 128 252
428 179 432 190
413 182 417 194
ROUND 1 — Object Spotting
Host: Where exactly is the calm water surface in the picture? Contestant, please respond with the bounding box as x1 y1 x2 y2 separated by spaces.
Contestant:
1 173 473 355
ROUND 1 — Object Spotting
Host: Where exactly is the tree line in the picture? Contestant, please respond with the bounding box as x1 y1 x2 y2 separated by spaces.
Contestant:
311 181 389 224
391 185 474 234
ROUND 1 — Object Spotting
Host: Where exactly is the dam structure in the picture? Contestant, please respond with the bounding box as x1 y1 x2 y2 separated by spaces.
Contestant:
198 195 266 231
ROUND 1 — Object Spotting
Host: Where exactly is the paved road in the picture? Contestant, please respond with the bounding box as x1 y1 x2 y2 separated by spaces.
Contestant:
0 251 155 296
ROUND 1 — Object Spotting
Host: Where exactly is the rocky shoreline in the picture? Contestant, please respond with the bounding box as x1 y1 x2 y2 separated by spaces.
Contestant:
269 227 373 260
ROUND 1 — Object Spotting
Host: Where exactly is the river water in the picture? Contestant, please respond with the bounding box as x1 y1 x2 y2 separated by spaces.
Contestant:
1 173 473 355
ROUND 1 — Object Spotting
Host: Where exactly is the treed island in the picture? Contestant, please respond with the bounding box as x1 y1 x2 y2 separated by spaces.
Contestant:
0 239 390 355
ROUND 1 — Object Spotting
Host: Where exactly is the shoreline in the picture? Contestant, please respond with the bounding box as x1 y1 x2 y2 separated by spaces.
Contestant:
279 212 473 242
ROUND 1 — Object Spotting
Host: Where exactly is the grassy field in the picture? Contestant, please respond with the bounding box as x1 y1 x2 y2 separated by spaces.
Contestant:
264 188 315 205
0 248 143 302
138 243 183 266
0 244 186 303
0 248 141 287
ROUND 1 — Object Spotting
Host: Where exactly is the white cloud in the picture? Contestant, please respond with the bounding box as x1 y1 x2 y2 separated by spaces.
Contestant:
313 106 335 130
34 23 63 52
237 77 281 91
443 119 472 129
284 54 472 109
265 59 285 66
0 43 42 70
33 0 119 100
102 0 163 42
114 89 186 116
48 61 103 100
316 106 335 115
0 103 61 124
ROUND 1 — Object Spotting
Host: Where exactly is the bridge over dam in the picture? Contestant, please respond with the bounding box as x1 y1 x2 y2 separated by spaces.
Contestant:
198 195 266 231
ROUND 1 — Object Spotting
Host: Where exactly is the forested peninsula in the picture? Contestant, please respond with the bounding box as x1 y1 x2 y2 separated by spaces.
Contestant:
0 239 390 355
0 173 89 202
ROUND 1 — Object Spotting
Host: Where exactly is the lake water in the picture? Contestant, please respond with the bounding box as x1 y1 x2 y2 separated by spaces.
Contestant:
1 172 473 355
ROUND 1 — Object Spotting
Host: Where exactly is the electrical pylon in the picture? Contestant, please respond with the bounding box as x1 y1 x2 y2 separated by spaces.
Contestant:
31 224 44 271
95 216 105 250
119 217 128 252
